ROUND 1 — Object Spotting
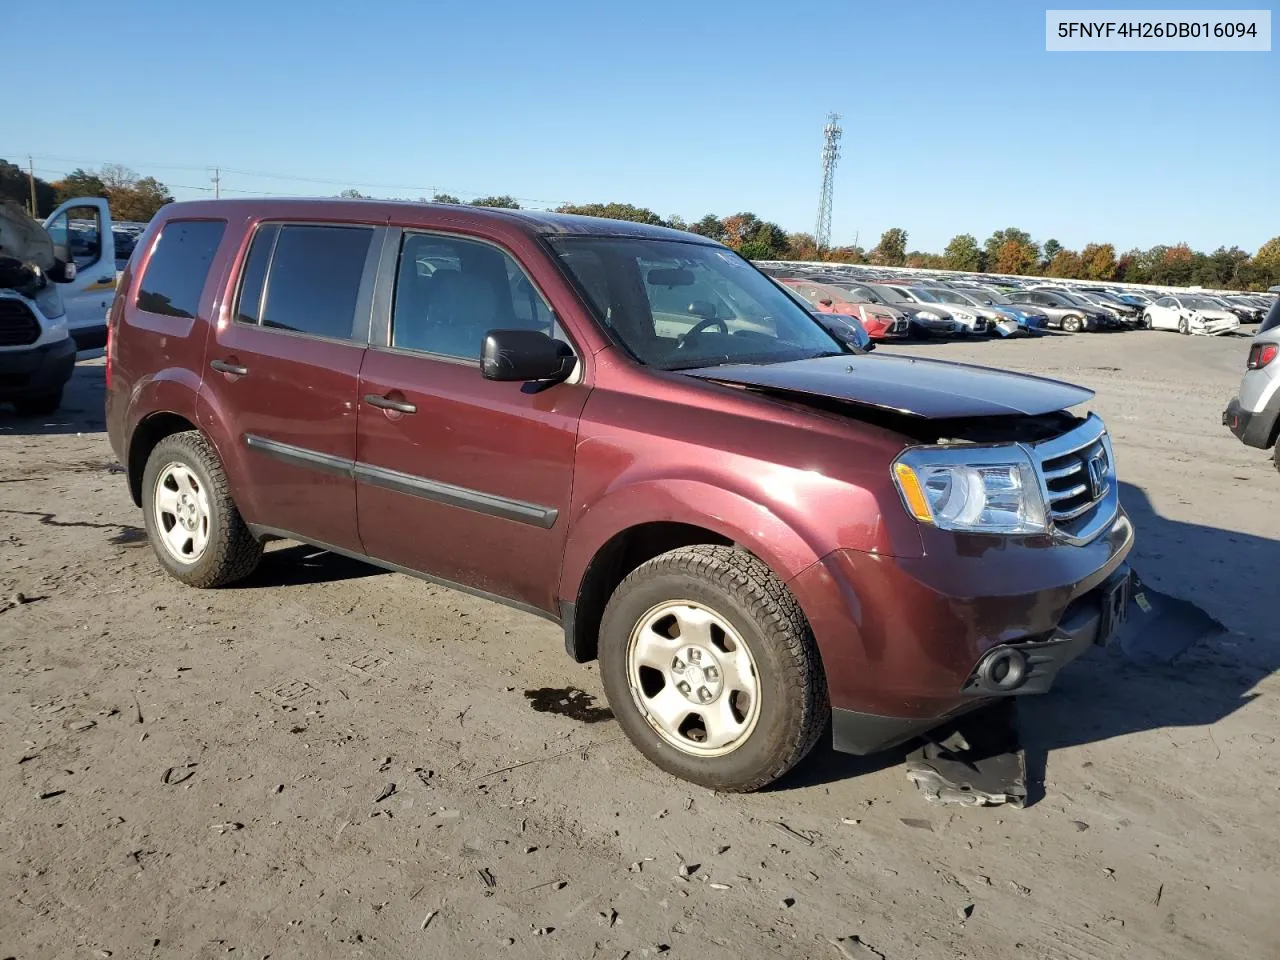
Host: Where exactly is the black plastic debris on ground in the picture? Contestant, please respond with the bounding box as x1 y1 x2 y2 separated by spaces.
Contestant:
905 700 1027 808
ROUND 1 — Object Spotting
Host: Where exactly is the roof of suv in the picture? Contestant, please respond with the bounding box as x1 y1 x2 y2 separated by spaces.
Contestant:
152 198 715 245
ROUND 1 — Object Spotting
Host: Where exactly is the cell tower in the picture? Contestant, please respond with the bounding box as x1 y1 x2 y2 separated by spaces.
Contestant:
815 112 842 250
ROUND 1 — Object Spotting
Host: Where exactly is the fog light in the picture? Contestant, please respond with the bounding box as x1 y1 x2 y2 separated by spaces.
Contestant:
976 647 1028 692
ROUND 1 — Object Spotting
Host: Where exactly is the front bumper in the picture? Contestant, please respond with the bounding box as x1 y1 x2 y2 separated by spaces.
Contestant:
1223 395 1278 449
791 509 1135 755
0 336 76 399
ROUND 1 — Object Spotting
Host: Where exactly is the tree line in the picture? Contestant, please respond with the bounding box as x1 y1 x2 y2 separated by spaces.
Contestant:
1 160 175 223
7 161 1273 290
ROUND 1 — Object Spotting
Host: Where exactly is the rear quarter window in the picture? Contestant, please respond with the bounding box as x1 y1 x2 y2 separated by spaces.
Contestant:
135 220 227 318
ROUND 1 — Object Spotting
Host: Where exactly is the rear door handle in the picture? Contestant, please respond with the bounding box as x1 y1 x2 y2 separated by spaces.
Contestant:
210 359 249 376
97 275 114 284
364 393 417 414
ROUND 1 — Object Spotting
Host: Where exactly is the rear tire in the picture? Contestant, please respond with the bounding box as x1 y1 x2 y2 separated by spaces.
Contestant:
1142 312 1153 329
598 545 828 792
141 431 262 588
1062 315 1083 333
13 389 63 416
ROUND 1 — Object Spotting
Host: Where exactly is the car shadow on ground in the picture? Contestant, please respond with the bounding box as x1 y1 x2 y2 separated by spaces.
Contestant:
0 363 107 437
239 543 386 589
775 480 1278 801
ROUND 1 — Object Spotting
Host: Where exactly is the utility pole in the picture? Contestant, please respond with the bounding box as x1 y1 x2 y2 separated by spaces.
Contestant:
27 155 38 215
212 167 221 199
815 113 842 251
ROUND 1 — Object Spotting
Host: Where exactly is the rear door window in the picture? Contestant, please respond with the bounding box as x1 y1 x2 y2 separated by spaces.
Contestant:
245 224 374 341
135 220 227 318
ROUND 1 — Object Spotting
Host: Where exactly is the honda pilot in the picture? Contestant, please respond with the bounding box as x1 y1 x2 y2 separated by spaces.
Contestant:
106 199 1134 792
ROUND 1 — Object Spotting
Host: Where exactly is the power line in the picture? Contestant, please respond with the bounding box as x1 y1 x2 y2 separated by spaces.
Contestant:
12 150 573 207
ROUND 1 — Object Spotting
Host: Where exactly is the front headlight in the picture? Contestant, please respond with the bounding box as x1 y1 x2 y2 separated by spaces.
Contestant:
915 310 941 321
892 445 1047 535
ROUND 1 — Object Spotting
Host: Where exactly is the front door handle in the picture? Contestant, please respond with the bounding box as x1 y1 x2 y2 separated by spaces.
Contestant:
210 359 249 376
364 393 417 414
97 275 114 284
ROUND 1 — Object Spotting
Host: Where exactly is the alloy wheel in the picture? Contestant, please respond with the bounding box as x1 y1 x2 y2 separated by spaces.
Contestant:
152 462 211 564
625 600 761 757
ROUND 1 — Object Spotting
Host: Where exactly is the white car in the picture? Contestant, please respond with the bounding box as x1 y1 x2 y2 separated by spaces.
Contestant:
885 284 986 335
1142 293 1241 336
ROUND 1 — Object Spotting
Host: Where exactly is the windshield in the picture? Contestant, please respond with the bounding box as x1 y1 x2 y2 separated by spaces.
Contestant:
548 237 843 371
1183 296 1220 310
982 290 1012 304
908 287 942 303
933 289 972 305
847 284 883 303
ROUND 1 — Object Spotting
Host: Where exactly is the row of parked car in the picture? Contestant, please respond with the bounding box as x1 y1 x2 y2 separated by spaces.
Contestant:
761 266 1275 343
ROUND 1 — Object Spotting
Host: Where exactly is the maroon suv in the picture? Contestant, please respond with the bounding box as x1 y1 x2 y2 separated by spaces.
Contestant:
106 199 1134 792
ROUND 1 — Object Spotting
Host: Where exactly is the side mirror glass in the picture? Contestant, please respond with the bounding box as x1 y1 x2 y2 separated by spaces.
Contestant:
481 329 575 384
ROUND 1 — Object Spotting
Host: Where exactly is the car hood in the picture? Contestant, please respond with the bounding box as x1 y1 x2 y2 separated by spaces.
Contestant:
0 201 56 273
1191 310 1238 323
685 353 1094 419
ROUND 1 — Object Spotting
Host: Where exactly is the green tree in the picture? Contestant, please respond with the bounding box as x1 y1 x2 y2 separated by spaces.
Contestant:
471 195 521 209
53 168 109 204
984 228 1039 274
0 158 57 216
1041 238 1062 266
1191 246 1250 287
786 232 820 261
665 214 687 231
869 227 908 266
1253 236 1280 273
942 233 983 272
431 193 460 204
689 214 725 241
1149 243 1196 286
717 213 789 259
1079 243 1117 281
338 189 369 199
554 202 665 225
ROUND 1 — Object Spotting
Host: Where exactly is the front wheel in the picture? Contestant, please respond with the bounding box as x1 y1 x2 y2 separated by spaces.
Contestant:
1178 317 1190 335
1142 312 1153 329
1062 315 1083 333
141 430 263 588
598 545 828 792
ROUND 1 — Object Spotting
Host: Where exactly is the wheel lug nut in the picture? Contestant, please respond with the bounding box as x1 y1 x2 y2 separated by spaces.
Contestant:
677 681 691 696
704 666 718 680
688 648 702 663
698 687 712 702
672 657 686 672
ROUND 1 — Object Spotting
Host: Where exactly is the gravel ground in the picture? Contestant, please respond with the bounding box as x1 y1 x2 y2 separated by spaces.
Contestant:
2 328 1278 959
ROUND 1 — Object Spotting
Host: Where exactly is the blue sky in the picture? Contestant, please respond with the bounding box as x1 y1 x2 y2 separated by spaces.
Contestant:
7 0 1277 253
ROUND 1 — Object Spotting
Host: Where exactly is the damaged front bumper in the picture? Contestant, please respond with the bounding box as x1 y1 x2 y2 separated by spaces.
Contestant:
830 565 1132 755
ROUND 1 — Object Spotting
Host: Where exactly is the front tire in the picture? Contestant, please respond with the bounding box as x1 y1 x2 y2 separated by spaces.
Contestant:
141 431 262 588
1062 315 1083 333
1178 317 1190 335
598 545 828 792
1142 312 1153 329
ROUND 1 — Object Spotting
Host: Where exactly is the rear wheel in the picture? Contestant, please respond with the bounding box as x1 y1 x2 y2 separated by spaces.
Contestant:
1142 312 1153 329
141 431 262 588
13 389 63 416
1062 315 1083 333
598 545 828 792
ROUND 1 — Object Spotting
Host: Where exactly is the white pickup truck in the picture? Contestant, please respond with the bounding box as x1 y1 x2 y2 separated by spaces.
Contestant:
0 197 117 414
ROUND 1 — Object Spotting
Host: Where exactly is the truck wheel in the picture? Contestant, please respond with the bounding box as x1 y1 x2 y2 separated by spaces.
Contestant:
598 545 828 792
141 431 262 588
13 389 63 416
1062 315 1083 333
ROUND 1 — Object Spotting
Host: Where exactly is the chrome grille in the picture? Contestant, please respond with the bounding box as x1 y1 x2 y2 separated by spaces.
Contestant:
0 298 40 347
1029 415 1116 543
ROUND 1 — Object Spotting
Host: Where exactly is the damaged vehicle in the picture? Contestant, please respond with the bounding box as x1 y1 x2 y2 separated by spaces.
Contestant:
107 200 1134 793
1223 297 1280 466
0 201 79 414
1142 293 1241 336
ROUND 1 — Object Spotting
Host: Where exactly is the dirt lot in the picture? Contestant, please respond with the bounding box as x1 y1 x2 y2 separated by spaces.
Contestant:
2 328 1278 959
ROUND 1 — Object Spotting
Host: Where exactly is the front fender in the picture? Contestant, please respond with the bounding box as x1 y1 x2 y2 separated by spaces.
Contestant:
559 477 827 607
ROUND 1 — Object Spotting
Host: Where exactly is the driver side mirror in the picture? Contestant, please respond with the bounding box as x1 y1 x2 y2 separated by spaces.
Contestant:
818 298 834 307
47 259 77 283
481 329 575 384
